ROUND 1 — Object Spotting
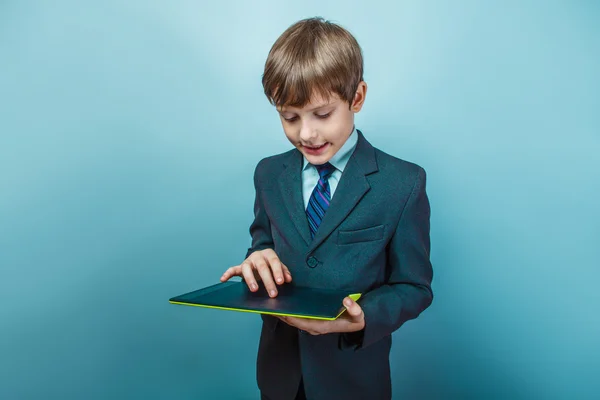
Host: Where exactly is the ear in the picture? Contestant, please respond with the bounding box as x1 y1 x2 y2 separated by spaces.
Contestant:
350 81 367 113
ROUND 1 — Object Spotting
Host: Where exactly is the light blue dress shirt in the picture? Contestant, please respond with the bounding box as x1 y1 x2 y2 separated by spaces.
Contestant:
301 126 358 210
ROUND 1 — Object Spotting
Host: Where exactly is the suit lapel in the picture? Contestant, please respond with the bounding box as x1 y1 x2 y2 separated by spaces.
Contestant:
306 130 378 253
277 129 379 252
277 151 312 246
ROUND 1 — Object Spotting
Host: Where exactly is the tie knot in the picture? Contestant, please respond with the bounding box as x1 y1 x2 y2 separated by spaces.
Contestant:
315 162 336 180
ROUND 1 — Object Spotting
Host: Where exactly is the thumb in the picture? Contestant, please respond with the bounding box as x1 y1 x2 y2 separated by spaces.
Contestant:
343 297 363 319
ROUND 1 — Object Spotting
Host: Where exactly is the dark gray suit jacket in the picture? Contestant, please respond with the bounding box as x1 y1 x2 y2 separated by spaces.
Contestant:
245 130 433 400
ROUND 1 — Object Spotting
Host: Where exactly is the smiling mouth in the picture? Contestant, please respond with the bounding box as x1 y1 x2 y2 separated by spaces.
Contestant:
304 143 327 149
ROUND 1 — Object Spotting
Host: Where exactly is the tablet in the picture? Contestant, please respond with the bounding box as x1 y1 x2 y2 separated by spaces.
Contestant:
169 280 361 320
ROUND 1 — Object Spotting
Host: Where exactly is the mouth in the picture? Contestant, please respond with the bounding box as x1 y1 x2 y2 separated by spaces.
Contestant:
303 142 330 155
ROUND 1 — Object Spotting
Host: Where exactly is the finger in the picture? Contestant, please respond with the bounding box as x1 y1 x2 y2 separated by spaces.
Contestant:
343 297 364 319
283 316 299 329
281 263 293 283
277 316 293 327
221 266 237 280
250 268 263 283
294 318 327 335
255 257 278 297
262 249 292 283
241 261 259 291
287 317 311 331
220 265 240 282
266 256 285 285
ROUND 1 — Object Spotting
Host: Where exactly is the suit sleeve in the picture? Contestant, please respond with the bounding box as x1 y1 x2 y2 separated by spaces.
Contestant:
244 159 275 260
339 167 433 350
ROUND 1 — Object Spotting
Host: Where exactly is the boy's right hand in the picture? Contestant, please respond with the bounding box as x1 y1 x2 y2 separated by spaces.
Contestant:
220 249 292 298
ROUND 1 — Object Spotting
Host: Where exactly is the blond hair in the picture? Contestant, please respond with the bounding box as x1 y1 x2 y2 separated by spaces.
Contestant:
262 17 364 108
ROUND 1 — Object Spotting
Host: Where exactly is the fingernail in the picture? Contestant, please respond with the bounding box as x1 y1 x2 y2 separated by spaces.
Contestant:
270 290 277 297
251 283 258 291
276 277 283 283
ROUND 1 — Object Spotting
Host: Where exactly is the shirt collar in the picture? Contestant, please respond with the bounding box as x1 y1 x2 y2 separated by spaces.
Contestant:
302 126 358 173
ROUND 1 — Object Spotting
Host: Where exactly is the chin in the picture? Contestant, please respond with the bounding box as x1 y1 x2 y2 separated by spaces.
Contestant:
306 153 332 164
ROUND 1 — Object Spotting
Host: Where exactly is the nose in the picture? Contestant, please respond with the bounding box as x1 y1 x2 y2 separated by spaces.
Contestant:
299 120 317 142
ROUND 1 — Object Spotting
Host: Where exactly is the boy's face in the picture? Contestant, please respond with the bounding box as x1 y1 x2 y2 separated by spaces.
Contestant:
276 82 367 166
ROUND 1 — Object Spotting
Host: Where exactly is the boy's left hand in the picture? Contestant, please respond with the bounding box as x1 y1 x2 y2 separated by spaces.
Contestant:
276 296 365 335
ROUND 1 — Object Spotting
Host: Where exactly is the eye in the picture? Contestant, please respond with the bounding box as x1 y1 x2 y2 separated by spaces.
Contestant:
283 116 298 122
315 112 331 119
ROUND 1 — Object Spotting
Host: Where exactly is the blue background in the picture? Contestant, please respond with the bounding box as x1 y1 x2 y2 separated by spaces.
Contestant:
1 1 598 399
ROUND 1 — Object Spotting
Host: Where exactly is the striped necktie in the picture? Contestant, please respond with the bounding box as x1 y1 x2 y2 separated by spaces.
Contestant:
306 162 336 239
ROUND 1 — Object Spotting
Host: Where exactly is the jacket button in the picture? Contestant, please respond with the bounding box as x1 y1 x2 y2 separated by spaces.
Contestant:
307 256 318 268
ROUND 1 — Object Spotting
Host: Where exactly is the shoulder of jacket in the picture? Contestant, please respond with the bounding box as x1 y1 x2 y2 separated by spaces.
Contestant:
373 147 426 178
254 148 296 179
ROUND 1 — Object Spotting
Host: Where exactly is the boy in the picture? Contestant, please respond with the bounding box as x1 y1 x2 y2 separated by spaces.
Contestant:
220 17 433 400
